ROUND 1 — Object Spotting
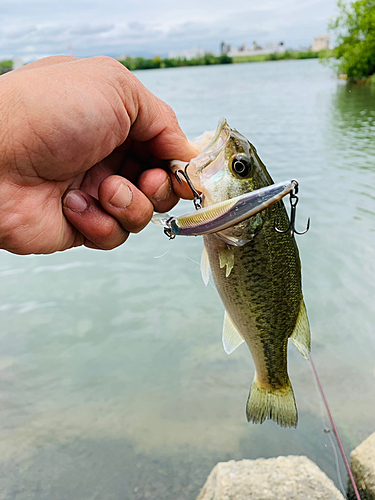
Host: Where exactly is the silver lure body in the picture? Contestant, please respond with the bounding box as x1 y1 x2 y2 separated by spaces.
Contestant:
152 180 297 237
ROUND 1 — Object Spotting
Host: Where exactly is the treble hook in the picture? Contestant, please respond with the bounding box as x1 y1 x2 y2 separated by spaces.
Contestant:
175 164 203 210
274 180 310 237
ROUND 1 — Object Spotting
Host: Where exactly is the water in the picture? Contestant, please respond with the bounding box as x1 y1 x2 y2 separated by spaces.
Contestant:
1 59 375 499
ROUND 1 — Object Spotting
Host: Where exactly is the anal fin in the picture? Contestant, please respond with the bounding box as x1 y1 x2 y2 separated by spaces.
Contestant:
222 311 244 354
290 300 311 359
218 247 235 277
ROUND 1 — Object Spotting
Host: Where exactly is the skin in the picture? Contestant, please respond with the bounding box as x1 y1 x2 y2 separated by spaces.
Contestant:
0 55 199 255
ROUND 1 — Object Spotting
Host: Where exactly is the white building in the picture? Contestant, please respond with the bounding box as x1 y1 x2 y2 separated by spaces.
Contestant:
168 47 207 60
311 34 330 52
221 41 285 58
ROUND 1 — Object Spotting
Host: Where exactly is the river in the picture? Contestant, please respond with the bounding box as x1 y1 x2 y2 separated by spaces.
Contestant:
1 59 375 499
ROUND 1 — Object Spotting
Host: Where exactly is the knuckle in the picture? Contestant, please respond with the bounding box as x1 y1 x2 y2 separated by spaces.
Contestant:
90 55 120 68
89 56 128 79
160 101 178 123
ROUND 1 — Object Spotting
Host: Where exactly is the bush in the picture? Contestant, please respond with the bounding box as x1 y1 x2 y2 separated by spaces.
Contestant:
118 54 233 71
329 0 375 80
0 60 12 75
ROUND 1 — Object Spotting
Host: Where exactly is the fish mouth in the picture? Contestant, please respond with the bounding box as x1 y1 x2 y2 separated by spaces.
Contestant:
189 118 230 175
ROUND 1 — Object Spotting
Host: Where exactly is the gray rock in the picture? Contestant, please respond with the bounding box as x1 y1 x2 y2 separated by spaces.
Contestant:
348 431 375 500
196 456 345 500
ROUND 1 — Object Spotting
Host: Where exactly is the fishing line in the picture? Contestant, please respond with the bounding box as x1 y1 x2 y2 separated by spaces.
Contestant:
308 357 347 497
184 255 201 267
309 355 362 500
153 247 172 259
309 358 347 497
327 427 348 498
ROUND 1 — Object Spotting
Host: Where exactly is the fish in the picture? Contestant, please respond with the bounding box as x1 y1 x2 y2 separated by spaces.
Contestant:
173 118 311 428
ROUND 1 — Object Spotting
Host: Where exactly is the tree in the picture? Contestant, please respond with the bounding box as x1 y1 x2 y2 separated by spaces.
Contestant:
329 0 375 80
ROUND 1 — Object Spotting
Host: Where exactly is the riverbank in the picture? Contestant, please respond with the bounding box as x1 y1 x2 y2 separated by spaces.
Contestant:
0 60 12 75
118 53 232 70
232 49 331 64
118 50 331 71
0 50 331 74
197 430 375 500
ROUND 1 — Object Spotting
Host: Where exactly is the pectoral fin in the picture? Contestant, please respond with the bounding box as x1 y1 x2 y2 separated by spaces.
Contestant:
216 231 250 247
218 247 235 277
200 245 210 286
222 311 244 354
290 300 311 359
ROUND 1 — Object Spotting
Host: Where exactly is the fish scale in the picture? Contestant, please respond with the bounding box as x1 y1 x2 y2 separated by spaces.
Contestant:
189 119 311 428
204 207 301 388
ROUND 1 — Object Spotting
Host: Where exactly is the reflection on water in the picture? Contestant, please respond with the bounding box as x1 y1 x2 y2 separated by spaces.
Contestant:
328 83 375 232
332 83 375 135
1 60 375 500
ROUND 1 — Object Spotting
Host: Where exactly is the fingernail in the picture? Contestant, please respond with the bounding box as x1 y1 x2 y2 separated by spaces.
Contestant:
64 190 88 213
151 178 171 202
109 180 133 209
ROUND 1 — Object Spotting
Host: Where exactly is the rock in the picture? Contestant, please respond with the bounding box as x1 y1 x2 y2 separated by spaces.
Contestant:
196 456 345 500
348 431 375 500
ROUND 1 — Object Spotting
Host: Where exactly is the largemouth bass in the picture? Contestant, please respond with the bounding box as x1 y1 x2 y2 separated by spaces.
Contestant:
180 119 311 428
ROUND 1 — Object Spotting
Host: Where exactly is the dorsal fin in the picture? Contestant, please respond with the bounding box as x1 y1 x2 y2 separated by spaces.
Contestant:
200 245 210 286
222 311 244 354
290 300 311 359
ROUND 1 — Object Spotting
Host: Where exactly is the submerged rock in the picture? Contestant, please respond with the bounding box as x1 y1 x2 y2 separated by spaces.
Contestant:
196 456 345 500
348 431 375 500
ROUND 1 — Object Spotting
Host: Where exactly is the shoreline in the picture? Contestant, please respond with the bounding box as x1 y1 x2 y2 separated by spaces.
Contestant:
0 50 329 75
118 50 328 71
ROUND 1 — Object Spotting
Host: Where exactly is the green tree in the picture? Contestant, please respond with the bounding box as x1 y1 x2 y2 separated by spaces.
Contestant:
329 0 375 80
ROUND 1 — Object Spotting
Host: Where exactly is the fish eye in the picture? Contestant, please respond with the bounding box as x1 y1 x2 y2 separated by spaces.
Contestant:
231 156 252 178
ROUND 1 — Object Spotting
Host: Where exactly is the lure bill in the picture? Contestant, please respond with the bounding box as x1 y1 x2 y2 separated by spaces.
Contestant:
152 180 297 238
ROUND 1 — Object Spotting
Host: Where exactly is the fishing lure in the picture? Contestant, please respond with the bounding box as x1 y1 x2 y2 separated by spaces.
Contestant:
152 179 300 239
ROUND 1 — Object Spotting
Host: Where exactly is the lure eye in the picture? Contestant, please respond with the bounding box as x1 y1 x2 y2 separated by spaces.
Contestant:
231 156 252 177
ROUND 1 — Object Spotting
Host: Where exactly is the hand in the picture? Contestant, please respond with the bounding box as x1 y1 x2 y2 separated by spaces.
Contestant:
0 56 198 254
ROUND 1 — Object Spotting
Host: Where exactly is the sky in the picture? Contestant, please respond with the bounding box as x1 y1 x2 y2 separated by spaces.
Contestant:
0 0 339 62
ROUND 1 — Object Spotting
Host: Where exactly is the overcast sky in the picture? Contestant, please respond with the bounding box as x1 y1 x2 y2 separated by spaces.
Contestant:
1 0 339 61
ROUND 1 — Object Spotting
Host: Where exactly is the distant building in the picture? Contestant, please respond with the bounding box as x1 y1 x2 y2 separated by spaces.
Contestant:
168 47 207 60
221 41 285 57
220 41 231 55
311 34 330 52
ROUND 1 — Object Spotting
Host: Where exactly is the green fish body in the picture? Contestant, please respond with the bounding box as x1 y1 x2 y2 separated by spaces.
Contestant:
187 119 311 428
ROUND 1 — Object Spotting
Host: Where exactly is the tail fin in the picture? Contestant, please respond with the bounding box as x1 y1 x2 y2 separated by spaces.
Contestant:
246 376 298 428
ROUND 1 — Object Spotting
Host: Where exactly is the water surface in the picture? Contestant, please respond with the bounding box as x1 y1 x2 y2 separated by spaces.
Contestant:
1 59 375 500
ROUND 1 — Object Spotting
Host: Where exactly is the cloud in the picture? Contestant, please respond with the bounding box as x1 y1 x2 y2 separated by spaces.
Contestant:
69 24 115 36
0 0 338 62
